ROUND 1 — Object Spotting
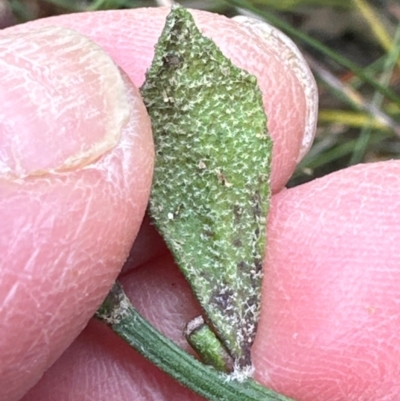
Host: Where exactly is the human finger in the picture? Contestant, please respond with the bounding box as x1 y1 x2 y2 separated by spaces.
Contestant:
7 7 318 193
253 160 400 401
25 160 400 401
0 26 153 401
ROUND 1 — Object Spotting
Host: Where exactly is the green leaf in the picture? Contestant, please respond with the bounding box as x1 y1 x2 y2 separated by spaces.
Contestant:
184 316 233 373
140 5 272 375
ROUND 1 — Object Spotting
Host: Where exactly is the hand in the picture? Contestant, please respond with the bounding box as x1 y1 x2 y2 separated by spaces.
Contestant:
1 7 399 401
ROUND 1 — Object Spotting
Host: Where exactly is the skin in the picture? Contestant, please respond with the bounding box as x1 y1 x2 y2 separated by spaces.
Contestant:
0 7 399 401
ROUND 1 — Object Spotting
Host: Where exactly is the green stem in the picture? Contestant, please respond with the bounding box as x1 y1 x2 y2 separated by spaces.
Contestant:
96 282 296 401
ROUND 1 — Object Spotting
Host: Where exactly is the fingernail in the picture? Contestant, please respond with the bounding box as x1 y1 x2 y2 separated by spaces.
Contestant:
0 26 130 179
232 15 318 162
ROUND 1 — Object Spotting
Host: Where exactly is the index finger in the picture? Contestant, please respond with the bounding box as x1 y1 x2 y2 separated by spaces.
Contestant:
8 7 318 193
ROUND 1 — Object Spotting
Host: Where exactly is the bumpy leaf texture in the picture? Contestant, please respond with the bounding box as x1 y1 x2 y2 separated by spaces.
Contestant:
141 5 272 372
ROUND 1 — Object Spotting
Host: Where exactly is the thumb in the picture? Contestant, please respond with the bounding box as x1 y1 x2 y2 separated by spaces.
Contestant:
0 26 153 401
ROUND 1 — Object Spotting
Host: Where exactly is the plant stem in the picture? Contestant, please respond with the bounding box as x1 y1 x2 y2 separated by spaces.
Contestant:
96 282 296 401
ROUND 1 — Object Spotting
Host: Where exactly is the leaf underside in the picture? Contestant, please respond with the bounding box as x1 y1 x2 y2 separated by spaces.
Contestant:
141 6 272 370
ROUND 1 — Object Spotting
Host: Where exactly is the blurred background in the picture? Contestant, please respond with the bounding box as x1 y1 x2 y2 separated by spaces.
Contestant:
3 0 400 187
